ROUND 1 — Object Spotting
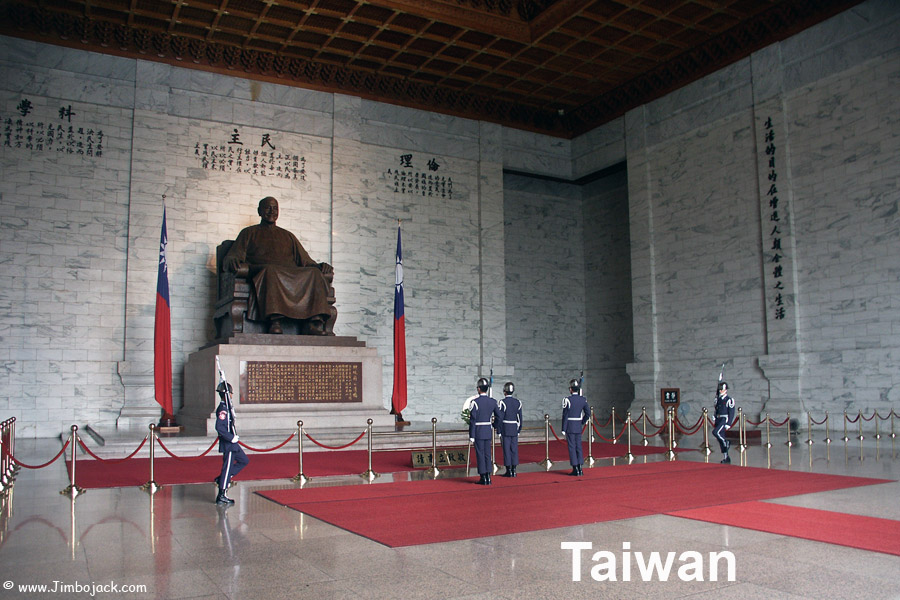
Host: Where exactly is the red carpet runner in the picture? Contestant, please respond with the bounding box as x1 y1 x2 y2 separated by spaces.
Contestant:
668 501 900 556
256 462 893 549
68 441 666 488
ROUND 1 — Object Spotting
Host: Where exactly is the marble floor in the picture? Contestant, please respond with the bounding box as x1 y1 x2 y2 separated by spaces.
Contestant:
1 427 898 600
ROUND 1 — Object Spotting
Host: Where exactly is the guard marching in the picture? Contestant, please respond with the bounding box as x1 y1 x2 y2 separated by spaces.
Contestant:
712 381 736 464
214 379 249 505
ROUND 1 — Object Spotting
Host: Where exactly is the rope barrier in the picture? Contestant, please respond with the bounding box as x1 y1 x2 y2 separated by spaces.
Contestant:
77 435 148 463
156 437 218 461
673 415 705 435
846 412 860 424
768 416 790 427
304 429 367 450
809 414 828 426
239 432 295 453
860 411 877 422
9 439 70 469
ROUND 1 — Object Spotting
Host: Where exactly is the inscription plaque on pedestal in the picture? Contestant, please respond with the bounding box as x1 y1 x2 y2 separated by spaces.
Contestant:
241 361 362 404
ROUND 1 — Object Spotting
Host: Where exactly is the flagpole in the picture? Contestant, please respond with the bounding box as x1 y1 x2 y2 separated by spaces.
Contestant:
391 220 410 426
155 194 180 433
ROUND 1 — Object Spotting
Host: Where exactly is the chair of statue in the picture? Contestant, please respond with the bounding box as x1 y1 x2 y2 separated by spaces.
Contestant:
213 240 337 339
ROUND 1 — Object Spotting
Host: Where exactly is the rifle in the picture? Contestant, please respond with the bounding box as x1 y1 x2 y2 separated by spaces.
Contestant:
215 356 237 436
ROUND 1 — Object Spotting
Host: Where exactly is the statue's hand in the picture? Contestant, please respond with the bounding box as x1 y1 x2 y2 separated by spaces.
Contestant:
223 256 249 276
319 262 334 275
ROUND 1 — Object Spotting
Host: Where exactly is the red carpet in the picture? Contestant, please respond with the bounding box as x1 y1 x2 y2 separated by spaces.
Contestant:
668 501 900 556
255 462 892 547
68 441 665 489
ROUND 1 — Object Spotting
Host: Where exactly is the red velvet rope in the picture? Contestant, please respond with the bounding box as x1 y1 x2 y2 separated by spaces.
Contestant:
674 416 704 435
809 415 828 425
873 410 889 420
845 413 860 424
642 414 661 428
860 411 876 422
77 435 148 463
304 429 367 450
768 416 790 427
156 437 218 461
594 414 612 428
10 439 70 469
239 432 295 452
745 417 764 426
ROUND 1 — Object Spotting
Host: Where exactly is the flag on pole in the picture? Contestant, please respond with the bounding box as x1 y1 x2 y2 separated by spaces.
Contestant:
154 206 174 417
391 223 407 417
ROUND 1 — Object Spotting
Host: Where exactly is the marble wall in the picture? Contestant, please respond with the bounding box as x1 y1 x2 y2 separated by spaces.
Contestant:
0 0 897 437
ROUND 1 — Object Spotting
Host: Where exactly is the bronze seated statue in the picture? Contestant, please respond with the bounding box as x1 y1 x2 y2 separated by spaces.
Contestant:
213 197 338 338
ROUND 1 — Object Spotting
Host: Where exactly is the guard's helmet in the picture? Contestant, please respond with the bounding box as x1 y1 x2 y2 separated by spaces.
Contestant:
569 378 580 393
717 381 728 393
216 381 233 395
476 378 490 392
503 381 515 395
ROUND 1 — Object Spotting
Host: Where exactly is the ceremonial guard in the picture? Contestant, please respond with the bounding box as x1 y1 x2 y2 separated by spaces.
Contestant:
468 377 499 485
712 381 736 464
215 380 249 505
561 379 590 476
495 382 523 477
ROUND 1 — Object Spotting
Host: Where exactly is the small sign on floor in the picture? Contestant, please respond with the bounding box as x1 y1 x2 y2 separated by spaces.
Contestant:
412 449 468 468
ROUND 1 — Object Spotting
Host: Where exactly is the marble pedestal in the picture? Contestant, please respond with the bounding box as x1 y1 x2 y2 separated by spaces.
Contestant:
180 335 393 435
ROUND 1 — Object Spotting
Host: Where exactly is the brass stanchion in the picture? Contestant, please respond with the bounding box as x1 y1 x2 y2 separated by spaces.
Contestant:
641 407 649 446
666 408 676 461
585 407 595 468
765 413 771 469
806 412 814 446
360 419 379 481
291 420 308 486
875 413 881 440
738 408 746 453
857 410 864 441
60 425 85 498
539 414 553 471
141 424 161 494
610 407 617 444
842 411 849 442
425 418 440 479
824 411 832 444
624 411 634 463
785 411 793 447
701 408 711 457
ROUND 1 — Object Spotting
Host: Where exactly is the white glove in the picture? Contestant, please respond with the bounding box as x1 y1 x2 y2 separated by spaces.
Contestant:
469 438 474 443
232 434 240 443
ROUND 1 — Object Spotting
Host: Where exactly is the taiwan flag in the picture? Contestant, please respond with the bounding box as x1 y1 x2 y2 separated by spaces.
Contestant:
391 224 407 417
154 206 174 417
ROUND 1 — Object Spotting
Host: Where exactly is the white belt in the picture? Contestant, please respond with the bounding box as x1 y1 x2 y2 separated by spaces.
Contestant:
475 421 491 426
503 420 518 424
567 417 582 420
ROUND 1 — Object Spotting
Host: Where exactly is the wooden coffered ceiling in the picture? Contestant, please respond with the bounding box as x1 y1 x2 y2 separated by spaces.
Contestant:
0 0 863 137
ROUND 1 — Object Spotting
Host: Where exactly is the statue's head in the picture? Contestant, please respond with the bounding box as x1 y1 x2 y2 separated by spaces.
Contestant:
258 197 279 224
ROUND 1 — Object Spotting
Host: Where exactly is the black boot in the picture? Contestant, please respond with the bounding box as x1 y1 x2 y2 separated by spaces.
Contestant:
486 474 492 485
511 466 517 477
477 474 487 485
215 490 234 505
577 465 583 476
569 466 578 476
721 454 731 464
502 466 512 477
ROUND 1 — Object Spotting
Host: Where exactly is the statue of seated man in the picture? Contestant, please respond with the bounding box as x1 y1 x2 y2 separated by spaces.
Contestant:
222 196 334 335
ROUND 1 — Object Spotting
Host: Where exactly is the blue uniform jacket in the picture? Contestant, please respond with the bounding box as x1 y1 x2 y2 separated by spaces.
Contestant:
215 401 240 452
714 393 736 426
561 394 590 434
495 396 523 436
468 394 499 440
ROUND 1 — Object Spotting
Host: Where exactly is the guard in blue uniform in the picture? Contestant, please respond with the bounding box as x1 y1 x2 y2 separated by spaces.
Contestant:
561 379 590 476
712 381 736 464
468 377 499 485
495 381 523 477
215 382 249 504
